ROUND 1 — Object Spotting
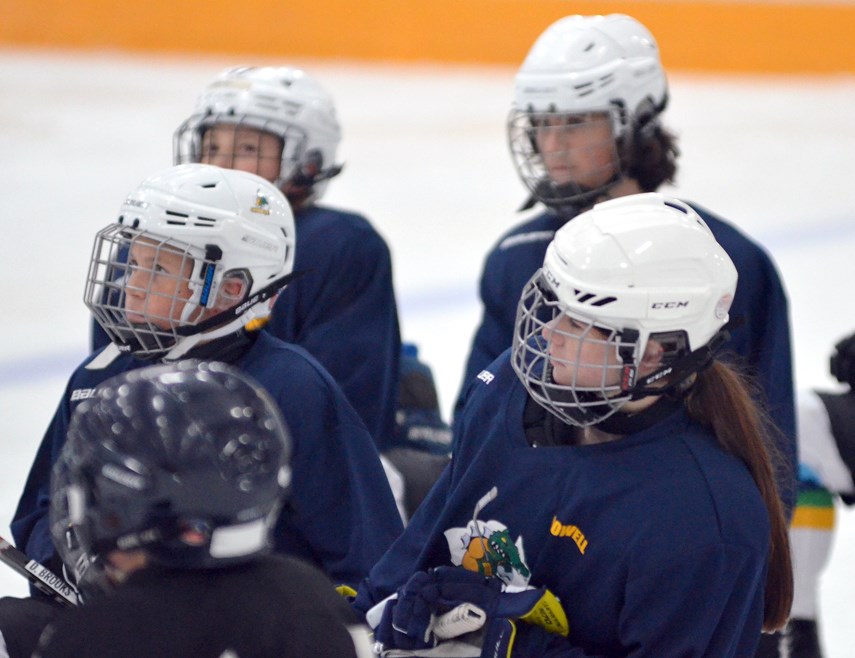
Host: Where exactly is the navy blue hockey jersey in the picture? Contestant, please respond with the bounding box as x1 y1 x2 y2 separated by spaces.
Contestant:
92 204 402 452
356 353 771 657
456 202 796 513
13 331 403 588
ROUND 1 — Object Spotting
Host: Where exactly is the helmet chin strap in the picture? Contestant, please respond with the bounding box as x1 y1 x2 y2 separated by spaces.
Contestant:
162 313 252 362
163 269 305 361
592 321 738 435
520 172 623 218
621 319 740 401
279 163 344 208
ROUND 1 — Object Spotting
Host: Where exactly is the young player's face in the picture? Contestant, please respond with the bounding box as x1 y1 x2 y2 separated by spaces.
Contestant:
199 125 283 183
535 112 617 190
542 314 618 388
124 240 198 329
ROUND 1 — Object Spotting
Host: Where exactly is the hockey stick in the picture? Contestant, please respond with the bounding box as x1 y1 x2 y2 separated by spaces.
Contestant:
0 536 78 606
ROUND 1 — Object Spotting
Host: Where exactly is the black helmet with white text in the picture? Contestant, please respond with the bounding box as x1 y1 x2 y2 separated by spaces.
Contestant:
51 360 292 571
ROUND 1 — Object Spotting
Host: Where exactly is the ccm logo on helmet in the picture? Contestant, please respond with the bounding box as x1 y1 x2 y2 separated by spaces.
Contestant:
651 301 689 309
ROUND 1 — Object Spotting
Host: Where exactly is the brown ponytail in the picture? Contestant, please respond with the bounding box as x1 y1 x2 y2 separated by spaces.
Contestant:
685 361 793 631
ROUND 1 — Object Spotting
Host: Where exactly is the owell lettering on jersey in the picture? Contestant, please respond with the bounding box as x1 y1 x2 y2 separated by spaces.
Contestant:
70 388 97 401
550 516 588 554
476 370 495 384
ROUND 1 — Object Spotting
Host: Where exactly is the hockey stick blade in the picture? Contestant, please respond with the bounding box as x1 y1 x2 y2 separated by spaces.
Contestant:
0 536 78 606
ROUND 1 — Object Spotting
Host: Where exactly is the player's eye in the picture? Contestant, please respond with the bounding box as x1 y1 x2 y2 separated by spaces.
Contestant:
562 115 586 126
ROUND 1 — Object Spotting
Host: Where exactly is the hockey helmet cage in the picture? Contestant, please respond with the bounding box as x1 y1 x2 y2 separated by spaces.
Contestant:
512 193 737 427
174 66 343 203
85 163 296 360
508 14 668 211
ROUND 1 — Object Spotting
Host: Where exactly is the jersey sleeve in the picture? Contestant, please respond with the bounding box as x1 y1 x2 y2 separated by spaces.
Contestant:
726 244 796 515
261 349 404 588
267 220 401 452
11 397 72 580
694 205 797 516
352 464 453 617
454 248 520 420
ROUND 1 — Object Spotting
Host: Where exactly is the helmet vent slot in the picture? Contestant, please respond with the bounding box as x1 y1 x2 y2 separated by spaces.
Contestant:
574 81 594 97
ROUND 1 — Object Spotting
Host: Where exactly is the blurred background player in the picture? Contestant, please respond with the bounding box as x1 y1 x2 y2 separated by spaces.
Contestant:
780 331 855 658
4 164 401 657
384 343 452 520
455 15 797 521
355 194 792 657
168 65 449 518
169 64 403 453
33 360 373 658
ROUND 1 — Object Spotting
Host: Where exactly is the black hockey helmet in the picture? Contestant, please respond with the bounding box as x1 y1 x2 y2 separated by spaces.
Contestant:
51 360 292 571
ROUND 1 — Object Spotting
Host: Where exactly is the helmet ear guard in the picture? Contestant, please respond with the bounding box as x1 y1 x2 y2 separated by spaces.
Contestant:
173 268 303 339
623 320 739 400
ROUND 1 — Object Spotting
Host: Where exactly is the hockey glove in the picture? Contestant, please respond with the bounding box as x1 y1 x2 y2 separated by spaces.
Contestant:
372 566 567 653
377 616 517 658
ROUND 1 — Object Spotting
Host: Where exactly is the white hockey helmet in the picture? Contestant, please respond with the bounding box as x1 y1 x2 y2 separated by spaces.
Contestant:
85 164 296 360
511 193 737 427
508 14 669 211
174 66 343 203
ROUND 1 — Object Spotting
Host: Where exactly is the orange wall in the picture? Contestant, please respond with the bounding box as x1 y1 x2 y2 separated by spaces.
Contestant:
1 0 854 74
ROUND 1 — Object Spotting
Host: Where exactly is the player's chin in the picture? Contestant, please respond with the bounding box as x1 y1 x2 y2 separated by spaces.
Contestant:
124 311 148 325
546 170 575 186
548 361 573 385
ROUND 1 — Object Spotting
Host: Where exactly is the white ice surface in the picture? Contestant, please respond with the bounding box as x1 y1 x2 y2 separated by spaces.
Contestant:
1 50 853 653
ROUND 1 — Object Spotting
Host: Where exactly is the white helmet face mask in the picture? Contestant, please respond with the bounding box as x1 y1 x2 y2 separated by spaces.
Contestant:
85 164 296 360
511 193 738 427
174 66 343 203
508 110 622 213
508 14 668 212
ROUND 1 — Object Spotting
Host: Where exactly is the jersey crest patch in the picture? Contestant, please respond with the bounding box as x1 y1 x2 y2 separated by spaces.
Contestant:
443 487 531 589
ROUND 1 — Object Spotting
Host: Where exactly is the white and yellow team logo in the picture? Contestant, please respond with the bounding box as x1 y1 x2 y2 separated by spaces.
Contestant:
443 487 531 589
443 487 571 638
250 191 271 215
